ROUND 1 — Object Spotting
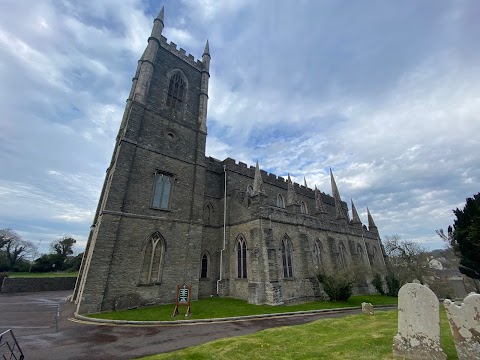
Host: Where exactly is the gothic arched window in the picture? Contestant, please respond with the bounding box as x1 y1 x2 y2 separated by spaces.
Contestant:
203 203 212 225
139 232 165 285
277 194 285 208
152 172 172 209
282 236 294 278
201 252 210 278
166 72 186 110
237 235 247 278
300 201 308 214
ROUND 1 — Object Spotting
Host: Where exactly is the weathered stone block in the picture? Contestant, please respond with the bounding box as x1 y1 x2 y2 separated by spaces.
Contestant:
361 302 374 315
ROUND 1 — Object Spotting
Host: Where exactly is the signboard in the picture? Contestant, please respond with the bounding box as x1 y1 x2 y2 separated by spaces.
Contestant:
173 283 192 317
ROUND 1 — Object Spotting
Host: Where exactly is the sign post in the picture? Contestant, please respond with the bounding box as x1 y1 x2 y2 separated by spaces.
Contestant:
173 283 192 317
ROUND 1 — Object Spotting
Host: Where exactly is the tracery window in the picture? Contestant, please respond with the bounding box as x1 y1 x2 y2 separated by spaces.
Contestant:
277 194 285 208
237 235 247 278
300 201 308 214
201 252 210 278
152 172 172 209
282 236 294 278
139 232 165 284
166 72 185 110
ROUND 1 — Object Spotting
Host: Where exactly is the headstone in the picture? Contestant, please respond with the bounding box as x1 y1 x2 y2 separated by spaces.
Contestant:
393 283 447 359
361 302 374 315
444 292 480 360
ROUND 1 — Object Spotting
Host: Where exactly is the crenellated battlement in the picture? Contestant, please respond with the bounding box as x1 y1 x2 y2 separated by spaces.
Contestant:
157 35 205 71
206 156 338 204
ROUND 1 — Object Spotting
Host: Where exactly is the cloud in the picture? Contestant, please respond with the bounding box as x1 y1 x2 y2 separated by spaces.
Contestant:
1 0 479 253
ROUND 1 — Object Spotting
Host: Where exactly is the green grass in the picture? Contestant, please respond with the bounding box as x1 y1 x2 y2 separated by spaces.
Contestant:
138 308 457 360
8 271 78 278
88 294 397 321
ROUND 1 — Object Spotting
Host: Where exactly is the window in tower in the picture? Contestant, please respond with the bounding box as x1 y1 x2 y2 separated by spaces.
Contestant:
277 194 285 208
166 72 186 110
203 203 212 225
139 231 165 285
152 172 172 210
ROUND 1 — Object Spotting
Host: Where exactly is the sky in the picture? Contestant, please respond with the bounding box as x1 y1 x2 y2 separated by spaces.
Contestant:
1 0 479 256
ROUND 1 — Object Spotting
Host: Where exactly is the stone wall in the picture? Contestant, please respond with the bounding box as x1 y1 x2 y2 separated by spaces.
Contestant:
1 277 77 293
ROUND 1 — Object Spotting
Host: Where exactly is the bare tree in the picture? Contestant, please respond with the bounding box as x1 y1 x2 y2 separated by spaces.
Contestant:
384 234 431 284
0 228 37 271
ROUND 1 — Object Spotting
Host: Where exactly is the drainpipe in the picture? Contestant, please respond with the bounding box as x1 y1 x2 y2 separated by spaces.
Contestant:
217 164 227 295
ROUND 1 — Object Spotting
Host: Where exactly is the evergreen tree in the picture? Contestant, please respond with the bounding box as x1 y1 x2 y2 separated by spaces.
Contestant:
451 193 480 279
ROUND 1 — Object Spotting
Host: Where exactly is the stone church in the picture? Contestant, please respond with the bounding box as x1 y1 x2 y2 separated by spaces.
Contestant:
73 7 387 314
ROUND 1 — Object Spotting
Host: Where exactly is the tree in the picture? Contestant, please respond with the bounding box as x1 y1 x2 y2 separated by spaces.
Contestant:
0 228 37 271
438 194 480 280
51 236 76 257
383 234 431 285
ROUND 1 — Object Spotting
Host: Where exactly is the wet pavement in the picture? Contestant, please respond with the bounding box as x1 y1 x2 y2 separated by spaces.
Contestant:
1 291 379 359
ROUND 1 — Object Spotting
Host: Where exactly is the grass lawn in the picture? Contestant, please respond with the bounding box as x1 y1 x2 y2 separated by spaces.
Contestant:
8 271 78 278
88 294 397 321
139 308 457 360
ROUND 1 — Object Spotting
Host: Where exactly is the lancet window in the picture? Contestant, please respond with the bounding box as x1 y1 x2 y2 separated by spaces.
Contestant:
203 203 212 225
237 235 247 279
282 236 294 278
139 232 165 285
201 252 210 278
277 194 285 208
300 201 308 214
152 172 172 209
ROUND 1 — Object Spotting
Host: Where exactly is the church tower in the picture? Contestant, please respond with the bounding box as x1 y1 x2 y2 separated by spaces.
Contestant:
73 7 210 314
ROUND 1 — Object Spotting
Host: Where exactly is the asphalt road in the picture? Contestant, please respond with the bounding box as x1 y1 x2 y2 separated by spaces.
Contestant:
1 291 374 360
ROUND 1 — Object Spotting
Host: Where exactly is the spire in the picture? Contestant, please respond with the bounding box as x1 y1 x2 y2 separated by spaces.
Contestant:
315 185 327 215
252 161 265 195
367 207 377 229
203 39 210 57
330 168 347 220
151 6 165 40
286 174 298 206
304 176 308 188
351 199 362 224
157 6 165 23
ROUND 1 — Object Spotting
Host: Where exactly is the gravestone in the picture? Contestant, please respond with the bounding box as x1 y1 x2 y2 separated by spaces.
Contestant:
444 292 480 360
361 302 374 315
393 283 447 359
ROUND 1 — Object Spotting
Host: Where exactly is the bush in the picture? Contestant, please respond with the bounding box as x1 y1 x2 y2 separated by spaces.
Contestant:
371 273 385 295
317 272 353 302
385 274 400 297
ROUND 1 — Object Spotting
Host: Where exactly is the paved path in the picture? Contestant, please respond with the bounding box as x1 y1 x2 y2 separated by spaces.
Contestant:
0 291 384 360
